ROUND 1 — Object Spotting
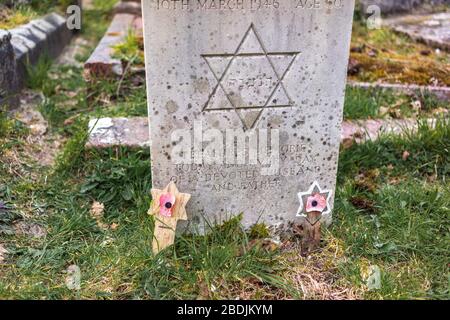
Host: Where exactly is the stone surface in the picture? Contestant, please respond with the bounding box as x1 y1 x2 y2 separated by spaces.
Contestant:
0 30 20 109
87 117 150 148
84 13 139 79
359 0 449 15
341 118 438 143
384 12 450 51
9 13 74 84
56 36 90 67
87 116 439 149
142 0 356 232
114 1 142 15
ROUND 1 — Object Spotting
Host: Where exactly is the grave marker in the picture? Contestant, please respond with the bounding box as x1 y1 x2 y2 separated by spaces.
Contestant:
142 0 356 233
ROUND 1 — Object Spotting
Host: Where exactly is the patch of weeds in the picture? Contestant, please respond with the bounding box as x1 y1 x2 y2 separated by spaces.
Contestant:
249 223 270 239
54 120 89 175
0 111 28 151
81 0 119 44
338 118 450 183
416 90 449 114
29 0 75 13
25 54 53 91
0 109 12 139
79 148 152 211
0 5 37 29
344 86 409 120
91 0 119 12
37 65 88 130
38 98 66 128
113 29 145 66
91 86 148 118
344 86 447 120
86 77 120 105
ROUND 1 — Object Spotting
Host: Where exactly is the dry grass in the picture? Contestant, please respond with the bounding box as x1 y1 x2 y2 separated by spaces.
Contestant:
280 237 365 300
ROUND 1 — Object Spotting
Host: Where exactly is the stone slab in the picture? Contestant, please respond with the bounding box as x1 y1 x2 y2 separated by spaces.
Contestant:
0 30 20 109
142 0 356 232
87 116 440 147
7 13 74 87
341 118 438 143
84 13 139 79
384 12 450 51
87 117 150 148
114 1 142 15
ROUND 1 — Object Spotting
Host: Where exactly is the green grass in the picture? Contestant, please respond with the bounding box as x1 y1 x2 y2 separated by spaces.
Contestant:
333 119 449 299
334 181 449 299
1 115 448 299
0 0 448 300
1 145 291 299
338 119 449 181
113 29 145 66
25 54 53 91
344 86 449 120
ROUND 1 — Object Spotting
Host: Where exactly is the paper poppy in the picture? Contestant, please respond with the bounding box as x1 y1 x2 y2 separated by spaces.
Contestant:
159 193 176 217
305 193 327 213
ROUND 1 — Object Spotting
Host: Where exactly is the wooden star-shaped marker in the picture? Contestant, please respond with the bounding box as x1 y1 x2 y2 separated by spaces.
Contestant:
148 182 191 254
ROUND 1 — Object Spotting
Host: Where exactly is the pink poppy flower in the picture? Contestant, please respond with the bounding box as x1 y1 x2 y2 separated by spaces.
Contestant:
159 193 176 217
305 193 327 213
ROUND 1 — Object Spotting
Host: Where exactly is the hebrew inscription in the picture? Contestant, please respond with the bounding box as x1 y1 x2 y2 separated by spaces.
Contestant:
202 24 299 130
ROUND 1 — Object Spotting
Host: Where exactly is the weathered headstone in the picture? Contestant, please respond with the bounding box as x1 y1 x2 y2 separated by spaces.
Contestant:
0 30 20 109
142 0 355 233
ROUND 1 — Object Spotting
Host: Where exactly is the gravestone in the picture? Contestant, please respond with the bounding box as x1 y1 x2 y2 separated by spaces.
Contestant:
0 30 19 109
142 0 355 233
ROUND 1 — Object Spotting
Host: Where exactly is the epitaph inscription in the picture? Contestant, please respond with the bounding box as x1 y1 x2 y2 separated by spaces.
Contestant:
154 0 344 10
142 0 355 232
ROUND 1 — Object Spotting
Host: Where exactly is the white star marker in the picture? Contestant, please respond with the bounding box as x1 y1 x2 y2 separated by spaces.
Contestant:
296 181 333 218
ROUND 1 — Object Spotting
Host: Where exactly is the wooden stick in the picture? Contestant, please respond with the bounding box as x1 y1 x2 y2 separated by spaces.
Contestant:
301 211 322 256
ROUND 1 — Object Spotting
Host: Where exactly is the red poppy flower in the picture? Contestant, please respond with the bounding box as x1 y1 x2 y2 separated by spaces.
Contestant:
159 193 176 217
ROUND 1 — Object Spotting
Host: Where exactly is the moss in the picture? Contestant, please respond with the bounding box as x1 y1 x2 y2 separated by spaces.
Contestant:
0 1 75 30
249 223 270 239
350 23 450 86
0 7 37 30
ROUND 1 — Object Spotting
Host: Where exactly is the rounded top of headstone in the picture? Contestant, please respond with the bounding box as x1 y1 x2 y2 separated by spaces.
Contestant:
0 30 12 43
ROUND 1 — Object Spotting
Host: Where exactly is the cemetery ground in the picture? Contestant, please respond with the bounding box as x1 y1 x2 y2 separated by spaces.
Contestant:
0 3 449 299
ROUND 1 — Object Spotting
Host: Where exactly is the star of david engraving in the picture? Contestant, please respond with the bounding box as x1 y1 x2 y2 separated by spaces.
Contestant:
202 23 300 130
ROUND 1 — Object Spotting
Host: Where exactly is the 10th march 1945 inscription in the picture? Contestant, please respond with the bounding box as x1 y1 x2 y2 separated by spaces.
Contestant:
142 0 355 231
154 0 344 10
